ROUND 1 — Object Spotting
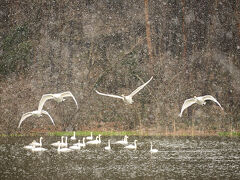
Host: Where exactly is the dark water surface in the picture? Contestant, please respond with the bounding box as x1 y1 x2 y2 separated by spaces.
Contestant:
0 136 240 179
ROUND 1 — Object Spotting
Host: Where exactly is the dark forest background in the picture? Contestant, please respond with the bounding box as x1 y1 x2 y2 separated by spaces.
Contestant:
0 0 239 135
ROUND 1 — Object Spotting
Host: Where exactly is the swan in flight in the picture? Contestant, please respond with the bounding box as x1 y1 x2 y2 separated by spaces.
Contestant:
30 137 43 147
38 91 78 112
124 140 137 150
86 135 101 145
73 138 86 147
104 140 111 150
70 131 76 140
51 136 64 147
150 142 158 153
86 132 93 140
18 110 55 128
57 142 72 152
179 95 223 117
95 76 153 104
115 135 128 145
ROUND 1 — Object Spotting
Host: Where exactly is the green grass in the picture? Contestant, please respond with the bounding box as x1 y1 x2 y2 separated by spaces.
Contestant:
218 131 240 137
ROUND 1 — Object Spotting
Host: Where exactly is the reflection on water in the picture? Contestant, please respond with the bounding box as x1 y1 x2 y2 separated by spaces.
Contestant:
0 136 240 179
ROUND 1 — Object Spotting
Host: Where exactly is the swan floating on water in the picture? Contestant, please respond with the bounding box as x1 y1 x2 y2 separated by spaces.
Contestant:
115 135 128 145
73 138 86 147
30 137 43 147
179 95 223 117
95 76 153 105
69 144 81 150
70 131 76 140
105 140 111 150
23 145 35 149
18 110 55 128
86 132 93 140
38 91 78 112
31 146 47 152
124 140 137 150
57 142 72 152
150 142 158 153
86 135 101 144
51 136 64 147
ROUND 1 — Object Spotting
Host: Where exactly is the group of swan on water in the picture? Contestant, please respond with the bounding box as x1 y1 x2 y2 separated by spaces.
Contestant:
24 132 159 153
18 76 223 128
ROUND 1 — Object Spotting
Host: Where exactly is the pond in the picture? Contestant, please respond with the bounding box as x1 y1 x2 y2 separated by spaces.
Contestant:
0 136 240 179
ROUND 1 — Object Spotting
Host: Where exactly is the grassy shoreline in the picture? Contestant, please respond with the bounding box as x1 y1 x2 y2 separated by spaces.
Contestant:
1 130 240 137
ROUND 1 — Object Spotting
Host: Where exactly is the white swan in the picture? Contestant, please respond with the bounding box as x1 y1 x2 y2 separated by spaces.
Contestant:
124 140 137 150
57 142 72 152
86 132 93 140
179 95 223 117
104 140 111 150
31 146 47 152
86 135 101 144
95 76 153 104
18 110 55 128
23 145 35 149
30 137 43 147
51 136 64 147
38 91 78 112
115 135 128 145
150 142 158 153
69 144 81 150
70 131 76 140
73 138 86 147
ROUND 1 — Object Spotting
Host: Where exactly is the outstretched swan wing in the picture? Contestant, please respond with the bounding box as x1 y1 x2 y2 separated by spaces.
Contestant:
179 98 197 117
95 90 124 100
38 94 54 112
60 91 79 109
41 110 55 126
129 76 153 97
202 95 223 110
18 112 34 128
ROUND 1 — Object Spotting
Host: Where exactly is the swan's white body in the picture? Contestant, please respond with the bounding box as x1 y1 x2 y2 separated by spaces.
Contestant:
31 146 47 152
124 140 137 150
38 91 78 112
105 140 111 150
51 136 64 147
86 132 93 140
69 144 80 150
57 142 72 152
95 76 153 105
23 145 35 149
179 95 223 117
115 135 128 145
86 135 101 144
73 138 86 147
70 131 76 140
30 137 43 147
18 110 55 128
150 142 158 153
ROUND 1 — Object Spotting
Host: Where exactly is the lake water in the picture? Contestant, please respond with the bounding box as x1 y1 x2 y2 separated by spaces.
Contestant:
0 136 239 179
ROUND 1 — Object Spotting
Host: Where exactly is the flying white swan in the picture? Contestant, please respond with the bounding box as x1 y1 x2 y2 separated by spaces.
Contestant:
51 136 64 147
179 95 223 117
150 142 158 153
57 142 72 152
70 131 76 140
38 91 78 112
86 135 101 145
124 140 137 150
95 76 153 105
73 138 86 147
115 135 128 145
18 110 55 128
30 137 43 147
86 132 93 140
105 140 111 150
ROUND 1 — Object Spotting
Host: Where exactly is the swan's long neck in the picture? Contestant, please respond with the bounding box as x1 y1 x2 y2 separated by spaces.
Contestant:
65 137 68 146
61 136 64 143
83 138 85 144
39 138 42 147
108 140 110 147
134 141 137 148
73 132 75 137
98 136 101 143
91 132 93 137
150 143 153 150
